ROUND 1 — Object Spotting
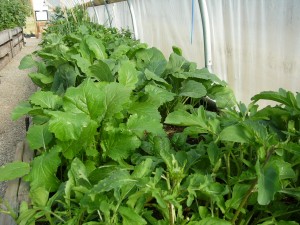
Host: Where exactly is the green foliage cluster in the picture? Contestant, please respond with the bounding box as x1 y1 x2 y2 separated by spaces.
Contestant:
0 0 31 31
1 21 300 225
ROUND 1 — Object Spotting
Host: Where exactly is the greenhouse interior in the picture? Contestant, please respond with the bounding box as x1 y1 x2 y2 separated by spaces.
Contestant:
0 0 300 224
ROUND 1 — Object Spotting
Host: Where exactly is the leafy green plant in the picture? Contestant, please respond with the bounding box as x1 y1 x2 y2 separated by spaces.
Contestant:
0 0 31 31
1 17 300 225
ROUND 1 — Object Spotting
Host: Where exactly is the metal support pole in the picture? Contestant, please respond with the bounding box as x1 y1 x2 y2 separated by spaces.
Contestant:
90 0 100 24
198 0 212 72
103 0 112 28
126 0 138 40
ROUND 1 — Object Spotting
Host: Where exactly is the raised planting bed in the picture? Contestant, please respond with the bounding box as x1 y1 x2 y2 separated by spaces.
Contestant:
0 28 24 70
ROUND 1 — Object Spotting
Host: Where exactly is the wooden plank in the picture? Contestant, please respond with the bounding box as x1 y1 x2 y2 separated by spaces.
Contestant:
0 41 11 58
0 53 11 71
17 141 33 204
0 142 24 225
0 30 10 46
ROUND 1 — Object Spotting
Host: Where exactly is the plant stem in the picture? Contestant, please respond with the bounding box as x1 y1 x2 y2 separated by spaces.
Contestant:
231 178 257 224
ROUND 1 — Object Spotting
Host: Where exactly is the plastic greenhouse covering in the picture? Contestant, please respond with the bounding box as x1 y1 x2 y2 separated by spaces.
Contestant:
85 0 300 105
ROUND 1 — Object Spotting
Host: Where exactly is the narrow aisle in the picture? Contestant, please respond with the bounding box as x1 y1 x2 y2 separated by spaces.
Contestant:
0 38 40 197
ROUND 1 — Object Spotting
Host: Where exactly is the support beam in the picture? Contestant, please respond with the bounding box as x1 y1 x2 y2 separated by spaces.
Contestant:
126 0 138 40
198 0 212 72
86 0 126 7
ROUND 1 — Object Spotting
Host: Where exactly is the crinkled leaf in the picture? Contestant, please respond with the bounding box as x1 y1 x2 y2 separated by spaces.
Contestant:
179 80 207 98
19 54 36 69
25 148 61 192
89 60 114 82
29 91 62 109
118 61 139 90
0 161 30 181
27 124 53 150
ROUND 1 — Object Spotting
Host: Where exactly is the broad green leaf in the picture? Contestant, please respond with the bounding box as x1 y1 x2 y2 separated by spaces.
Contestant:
131 158 153 178
102 83 132 119
166 53 189 74
27 124 53 150
145 84 175 106
165 109 206 128
69 158 91 187
28 72 53 86
79 39 91 60
63 80 105 120
207 142 220 166
208 85 236 108
51 63 78 93
144 69 168 84
119 206 147 225
219 124 252 143
269 158 296 179
86 35 107 60
11 101 32 120
19 55 36 69
136 47 167 75
257 162 280 205
110 44 131 59
179 80 207 98
89 60 114 82
192 217 231 225
71 54 91 75
127 114 165 138
30 187 49 207
58 119 98 160
29 91 62 109
0 161 30 181
118 61 139 89
184 68 225 85
101 130 141 161
225 184 250 210
25 147 61 192
277 221 299 225
48 111 93 141
91 169 135 192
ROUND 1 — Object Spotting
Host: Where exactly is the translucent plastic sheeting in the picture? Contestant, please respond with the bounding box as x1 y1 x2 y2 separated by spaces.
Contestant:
87 0 205 69
207 0 300 104
87 2 133 31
